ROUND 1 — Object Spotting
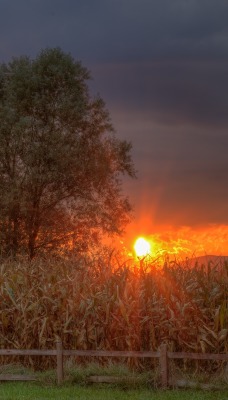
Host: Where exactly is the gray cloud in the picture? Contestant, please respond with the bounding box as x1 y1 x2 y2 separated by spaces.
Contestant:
90 60 228 127
1 0 228 62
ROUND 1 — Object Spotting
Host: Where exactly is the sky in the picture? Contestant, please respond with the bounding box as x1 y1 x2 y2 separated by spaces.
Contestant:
1 0 228 255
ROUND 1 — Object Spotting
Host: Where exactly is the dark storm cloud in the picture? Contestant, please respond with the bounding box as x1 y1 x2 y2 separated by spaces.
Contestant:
0 0 228 227
1 0 228 62
90 60 228 127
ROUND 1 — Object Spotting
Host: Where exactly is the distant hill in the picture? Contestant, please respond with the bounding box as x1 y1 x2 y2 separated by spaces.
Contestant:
169 254 228 269
189 254 228 265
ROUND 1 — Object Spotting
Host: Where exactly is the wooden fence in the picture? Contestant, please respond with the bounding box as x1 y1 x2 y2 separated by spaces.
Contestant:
0 341 227 388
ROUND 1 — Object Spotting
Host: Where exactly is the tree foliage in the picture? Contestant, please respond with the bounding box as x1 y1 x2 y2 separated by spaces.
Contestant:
0 48 135 258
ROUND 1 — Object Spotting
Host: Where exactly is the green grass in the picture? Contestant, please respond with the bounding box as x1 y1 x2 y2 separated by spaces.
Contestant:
0 383 227 400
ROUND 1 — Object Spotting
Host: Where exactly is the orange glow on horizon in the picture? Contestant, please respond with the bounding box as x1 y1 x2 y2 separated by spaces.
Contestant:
124 222 228 260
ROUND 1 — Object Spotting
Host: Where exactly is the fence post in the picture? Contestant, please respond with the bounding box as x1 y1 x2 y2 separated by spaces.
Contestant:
56 340 63 385
159 343 168 388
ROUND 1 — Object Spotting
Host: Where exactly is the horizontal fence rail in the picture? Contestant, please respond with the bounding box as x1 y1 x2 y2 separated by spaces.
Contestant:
0 349 56 356
168 351 228 360
62 350 159 358
0 374 37 381
0 341 227 388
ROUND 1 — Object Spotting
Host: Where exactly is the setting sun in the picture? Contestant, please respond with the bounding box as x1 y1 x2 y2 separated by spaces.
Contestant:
134 237 151 257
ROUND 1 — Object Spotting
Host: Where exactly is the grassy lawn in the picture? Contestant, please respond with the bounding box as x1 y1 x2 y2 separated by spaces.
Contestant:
0 383 227 400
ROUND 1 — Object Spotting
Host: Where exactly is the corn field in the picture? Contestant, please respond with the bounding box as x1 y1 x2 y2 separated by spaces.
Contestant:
0 253 228 371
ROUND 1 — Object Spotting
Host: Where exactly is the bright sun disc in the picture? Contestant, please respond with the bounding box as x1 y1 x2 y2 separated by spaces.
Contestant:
134 237 151 257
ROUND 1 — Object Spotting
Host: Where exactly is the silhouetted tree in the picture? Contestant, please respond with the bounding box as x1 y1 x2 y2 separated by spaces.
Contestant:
0 48 135 258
